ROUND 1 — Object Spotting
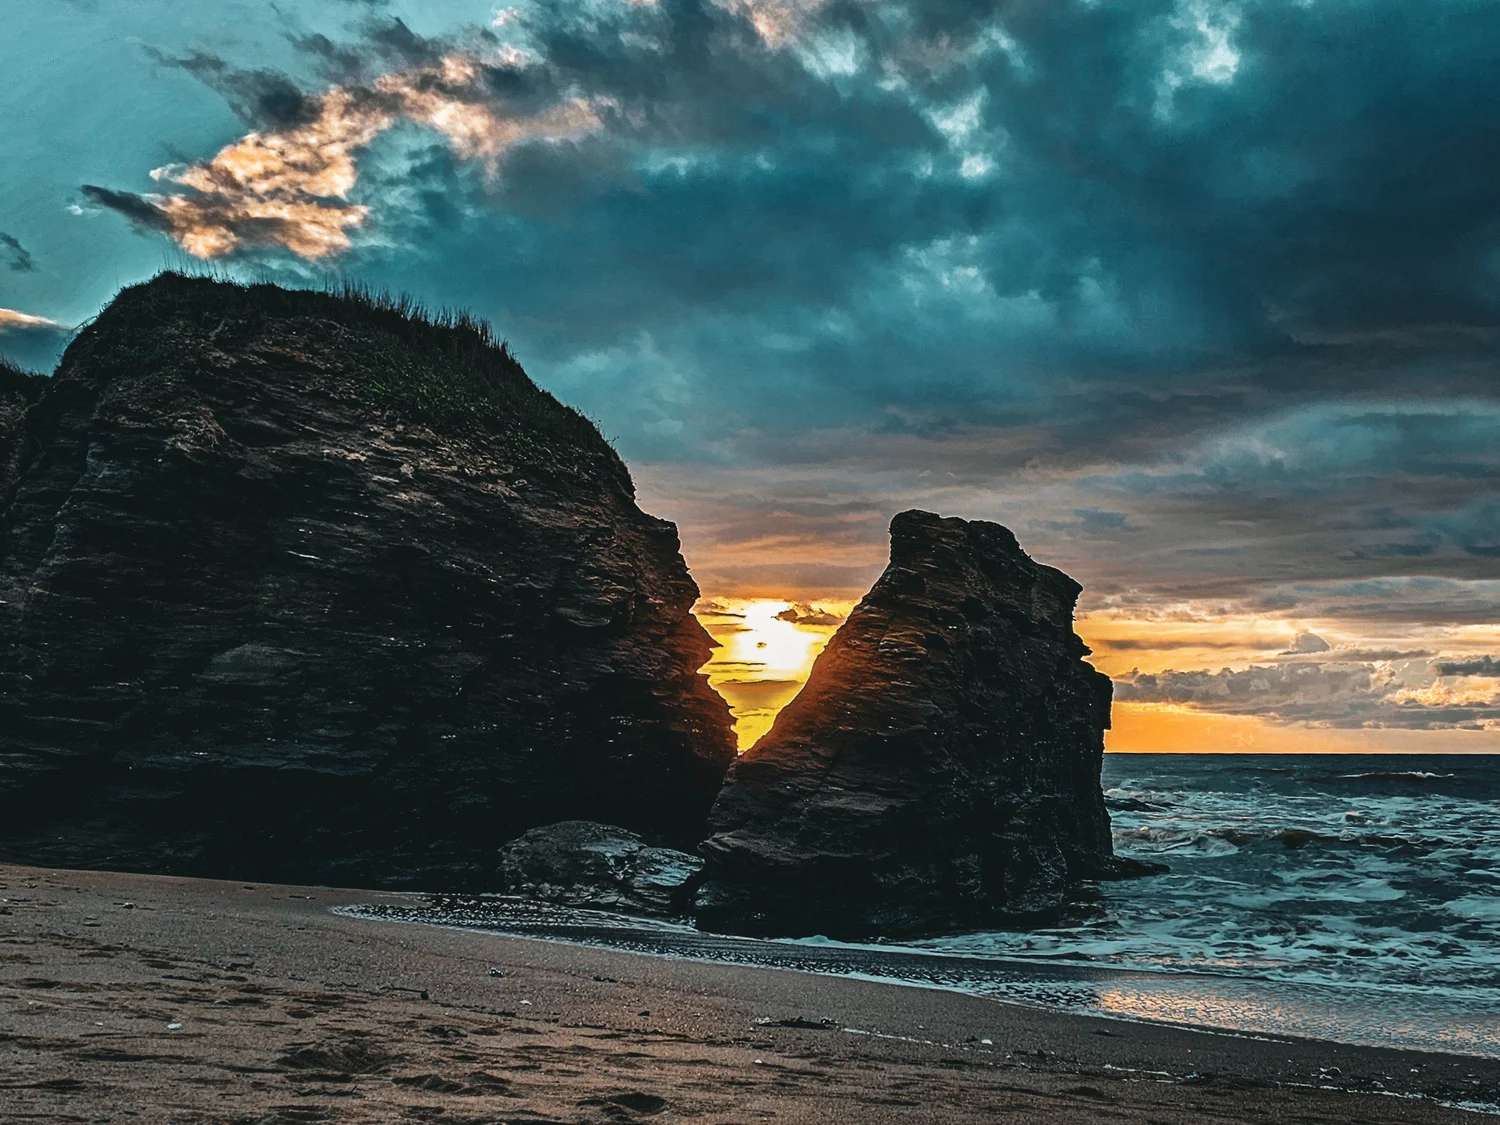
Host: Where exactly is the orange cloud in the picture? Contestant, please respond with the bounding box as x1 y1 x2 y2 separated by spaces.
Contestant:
122 55 603 260
376 56 601 171
0 308 61 332
1387 679 1500 708
714 0 834 47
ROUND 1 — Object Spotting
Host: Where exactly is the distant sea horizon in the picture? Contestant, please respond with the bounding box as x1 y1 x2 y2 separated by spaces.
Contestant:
1105 747 1500 754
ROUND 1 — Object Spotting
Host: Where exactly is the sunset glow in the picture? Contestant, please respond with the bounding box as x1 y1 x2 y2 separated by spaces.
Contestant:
100 55 604 261
1106 702 1500 755
693 598 851 749
692 595 1500 755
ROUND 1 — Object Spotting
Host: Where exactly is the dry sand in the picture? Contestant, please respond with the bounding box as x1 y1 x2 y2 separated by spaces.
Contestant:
2 862 1496 1123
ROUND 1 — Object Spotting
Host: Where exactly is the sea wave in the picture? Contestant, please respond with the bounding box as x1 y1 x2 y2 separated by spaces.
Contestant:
1114 822 1481 856
1078 754 1500 1001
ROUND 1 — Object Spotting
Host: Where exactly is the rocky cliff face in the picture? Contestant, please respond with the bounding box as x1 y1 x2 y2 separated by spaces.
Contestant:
1 361 45 496
0 274 735 888
697 510 1128 938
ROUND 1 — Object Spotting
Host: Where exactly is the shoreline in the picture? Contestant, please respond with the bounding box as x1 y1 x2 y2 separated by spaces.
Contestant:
3 862 1497 1123
339 895 1500 1062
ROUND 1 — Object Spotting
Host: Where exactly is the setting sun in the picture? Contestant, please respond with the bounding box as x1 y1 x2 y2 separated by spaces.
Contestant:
693 598 852 750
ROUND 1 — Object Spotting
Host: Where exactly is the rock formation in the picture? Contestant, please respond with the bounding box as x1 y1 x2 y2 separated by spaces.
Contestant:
697 509 1140 938
499 821 705 917
0 274 735 888
1 360 45 495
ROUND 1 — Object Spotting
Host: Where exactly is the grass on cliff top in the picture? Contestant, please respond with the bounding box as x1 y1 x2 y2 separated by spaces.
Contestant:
0 356 47 398
71 271 618 467
1 355 40 380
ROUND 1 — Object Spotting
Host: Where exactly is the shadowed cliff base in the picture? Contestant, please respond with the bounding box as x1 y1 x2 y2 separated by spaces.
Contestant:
0 273 736 888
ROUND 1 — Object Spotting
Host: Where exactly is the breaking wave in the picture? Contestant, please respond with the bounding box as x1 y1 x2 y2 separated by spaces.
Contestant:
927 754 1500 1000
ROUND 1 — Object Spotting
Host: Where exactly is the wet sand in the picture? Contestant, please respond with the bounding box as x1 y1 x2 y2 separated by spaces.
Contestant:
2 862 1496 1123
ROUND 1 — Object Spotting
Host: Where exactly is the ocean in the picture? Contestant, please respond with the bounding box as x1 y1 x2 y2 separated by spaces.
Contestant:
344 753 1500 1060
917 753 1500 1057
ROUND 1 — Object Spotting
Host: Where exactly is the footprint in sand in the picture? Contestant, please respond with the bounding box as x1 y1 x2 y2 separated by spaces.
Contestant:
581 1091 669 1118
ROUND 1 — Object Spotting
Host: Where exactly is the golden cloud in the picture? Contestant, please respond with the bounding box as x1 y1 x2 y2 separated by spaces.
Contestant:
0 308 61 332
1386 679 1500 708
127 55 603 260
714 0 834 48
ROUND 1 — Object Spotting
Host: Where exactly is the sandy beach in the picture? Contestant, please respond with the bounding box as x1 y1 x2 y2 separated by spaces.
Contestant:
2 863 1497 1123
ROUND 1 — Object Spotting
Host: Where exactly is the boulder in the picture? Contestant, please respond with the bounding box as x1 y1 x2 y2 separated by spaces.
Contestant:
697 509 1146 938
499 820 705 916
0 274 736 888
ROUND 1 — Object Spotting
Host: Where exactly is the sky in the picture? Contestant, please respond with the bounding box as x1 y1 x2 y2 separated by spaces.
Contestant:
2 0 1498 752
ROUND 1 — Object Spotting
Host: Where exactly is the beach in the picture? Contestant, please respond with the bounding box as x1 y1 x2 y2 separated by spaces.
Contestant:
2 863 1496 1123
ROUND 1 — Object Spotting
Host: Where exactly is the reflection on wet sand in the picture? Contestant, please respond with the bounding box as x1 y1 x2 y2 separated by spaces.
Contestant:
343 897 1500 1064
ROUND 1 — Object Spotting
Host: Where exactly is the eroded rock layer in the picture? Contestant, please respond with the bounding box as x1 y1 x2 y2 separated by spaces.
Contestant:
698 509 1126 938
1 361 45 497
0 274 735 888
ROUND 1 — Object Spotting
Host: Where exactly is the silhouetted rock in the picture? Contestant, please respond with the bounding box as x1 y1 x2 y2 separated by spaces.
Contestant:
0 274 735 888
499 820 704 916
697 509 1150 938
0 361 45 496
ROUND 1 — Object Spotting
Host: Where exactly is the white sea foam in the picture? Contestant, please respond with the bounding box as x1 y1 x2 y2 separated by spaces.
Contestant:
924 755 1500 1011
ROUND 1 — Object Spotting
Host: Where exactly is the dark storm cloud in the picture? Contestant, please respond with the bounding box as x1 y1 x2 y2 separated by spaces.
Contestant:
144 48 320 128
1097 638 1252 653
1043 508 1142 536
506 0 1500 353
99 2 1500 400
363 16 449 68
1115 662 1500 730
1016 401 1500 596
80 0 1500 646
0 233 33 272
1435 656 1500 678
1242 579 1500 627
774 602 844 625
79 184 174 232
1279 648 1434 664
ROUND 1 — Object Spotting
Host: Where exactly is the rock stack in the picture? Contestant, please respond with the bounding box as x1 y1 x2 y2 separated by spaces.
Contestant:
696 510 1138 938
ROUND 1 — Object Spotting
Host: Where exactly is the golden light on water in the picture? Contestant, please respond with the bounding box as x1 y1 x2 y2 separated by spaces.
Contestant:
693 598 852 750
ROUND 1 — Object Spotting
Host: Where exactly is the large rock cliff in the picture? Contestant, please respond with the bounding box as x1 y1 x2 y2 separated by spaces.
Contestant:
0 274 735 888
697 510 1130 938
